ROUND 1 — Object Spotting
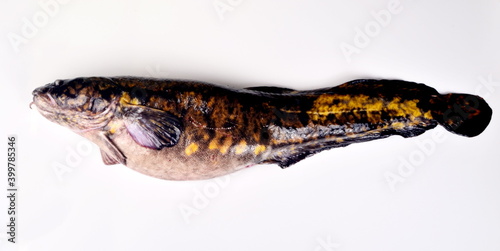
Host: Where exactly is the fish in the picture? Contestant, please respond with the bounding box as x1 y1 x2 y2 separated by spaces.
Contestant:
31 77 492 180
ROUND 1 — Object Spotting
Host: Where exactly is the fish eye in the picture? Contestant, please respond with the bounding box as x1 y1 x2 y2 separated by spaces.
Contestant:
54 79 62 86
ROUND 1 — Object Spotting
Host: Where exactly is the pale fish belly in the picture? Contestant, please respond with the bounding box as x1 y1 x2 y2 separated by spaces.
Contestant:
82 125 264 181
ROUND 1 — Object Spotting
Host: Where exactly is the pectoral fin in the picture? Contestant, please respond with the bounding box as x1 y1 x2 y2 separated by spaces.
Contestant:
122 106 183 150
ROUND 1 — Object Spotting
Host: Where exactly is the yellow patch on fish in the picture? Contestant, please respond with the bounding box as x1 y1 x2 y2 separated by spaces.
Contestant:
391 122 406 130
423 110 433 119
387 98 423 118
208 137 233 154
234 140 247 155
309 94 384 121
203 134 210 141
219 137 233 154
120 92 141 105
119 92 141 105
254 145 266 155
309 94 428 122
120 92 132 104
208 138 219 150
130 98 140 105
185 143 199 156
208 139 219 150
107 120 122 134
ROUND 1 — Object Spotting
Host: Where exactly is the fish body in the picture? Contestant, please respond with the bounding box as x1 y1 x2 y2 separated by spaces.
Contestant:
32 77 492 180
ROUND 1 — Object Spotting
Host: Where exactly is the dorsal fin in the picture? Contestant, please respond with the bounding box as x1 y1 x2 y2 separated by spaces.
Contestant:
245 86 296 94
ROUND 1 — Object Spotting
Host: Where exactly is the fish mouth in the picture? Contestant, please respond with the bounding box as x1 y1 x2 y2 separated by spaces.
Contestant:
31 92 58 114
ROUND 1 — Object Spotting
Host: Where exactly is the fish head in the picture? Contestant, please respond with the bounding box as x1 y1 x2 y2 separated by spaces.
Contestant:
32 77 121 131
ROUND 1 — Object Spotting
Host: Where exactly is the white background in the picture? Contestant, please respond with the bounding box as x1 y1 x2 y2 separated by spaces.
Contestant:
1 0 500 250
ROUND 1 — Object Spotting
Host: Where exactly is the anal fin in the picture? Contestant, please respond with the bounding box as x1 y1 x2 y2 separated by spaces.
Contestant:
266 140 352 168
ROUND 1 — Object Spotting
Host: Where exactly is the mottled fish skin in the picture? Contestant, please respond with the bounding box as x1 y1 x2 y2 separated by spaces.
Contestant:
32 77 492 180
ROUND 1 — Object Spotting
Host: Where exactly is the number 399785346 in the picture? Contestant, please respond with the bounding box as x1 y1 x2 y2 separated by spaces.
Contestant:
7 137 16 187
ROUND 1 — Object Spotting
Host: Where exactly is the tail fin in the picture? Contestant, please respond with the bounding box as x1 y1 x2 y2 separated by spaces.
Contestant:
431 93 492 137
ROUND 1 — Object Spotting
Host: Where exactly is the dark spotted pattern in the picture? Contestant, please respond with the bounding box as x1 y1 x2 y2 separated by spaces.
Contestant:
32 77 492 179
